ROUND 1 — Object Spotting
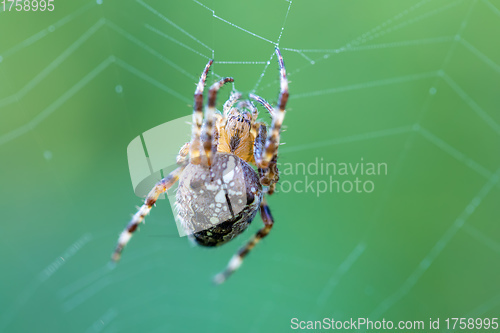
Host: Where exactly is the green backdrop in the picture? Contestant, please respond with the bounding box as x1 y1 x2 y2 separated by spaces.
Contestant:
1 0 499 332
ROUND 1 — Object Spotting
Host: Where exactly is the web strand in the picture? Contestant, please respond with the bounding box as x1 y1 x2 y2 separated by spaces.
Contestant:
1 3 500 330
137 0 214 53
192 0 277 46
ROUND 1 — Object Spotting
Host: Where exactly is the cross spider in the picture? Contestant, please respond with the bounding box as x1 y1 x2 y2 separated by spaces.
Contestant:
112 47 288 284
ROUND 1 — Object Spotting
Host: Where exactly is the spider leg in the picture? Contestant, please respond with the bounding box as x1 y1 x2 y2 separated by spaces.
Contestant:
176 142 190 165
211 120 220 158
223 91 242 118
258 154 279 189
213 197 274 284
256 47 288 169
249 93 273 116
190 60 213 165
254 123 270 184
111 161 187 262
203 77 234 166
254 118 279 190
268 183 277 195
250 95 278 185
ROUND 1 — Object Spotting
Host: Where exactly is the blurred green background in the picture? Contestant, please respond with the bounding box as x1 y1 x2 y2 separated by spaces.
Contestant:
1 0 499 332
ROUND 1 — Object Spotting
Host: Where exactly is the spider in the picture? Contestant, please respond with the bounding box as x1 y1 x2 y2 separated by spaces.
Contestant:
111 47 288 284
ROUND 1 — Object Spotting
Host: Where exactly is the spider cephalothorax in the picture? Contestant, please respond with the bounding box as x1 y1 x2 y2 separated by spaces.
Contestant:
218 107 254 161
112 48 288 284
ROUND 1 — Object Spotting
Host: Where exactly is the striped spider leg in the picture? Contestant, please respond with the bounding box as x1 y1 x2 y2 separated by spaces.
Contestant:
111 60 232 262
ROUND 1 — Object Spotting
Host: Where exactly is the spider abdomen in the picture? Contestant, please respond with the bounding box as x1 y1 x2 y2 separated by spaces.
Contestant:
176 152 263 247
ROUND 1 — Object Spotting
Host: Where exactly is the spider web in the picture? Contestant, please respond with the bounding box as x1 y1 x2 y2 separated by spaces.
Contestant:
0 0 499 332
